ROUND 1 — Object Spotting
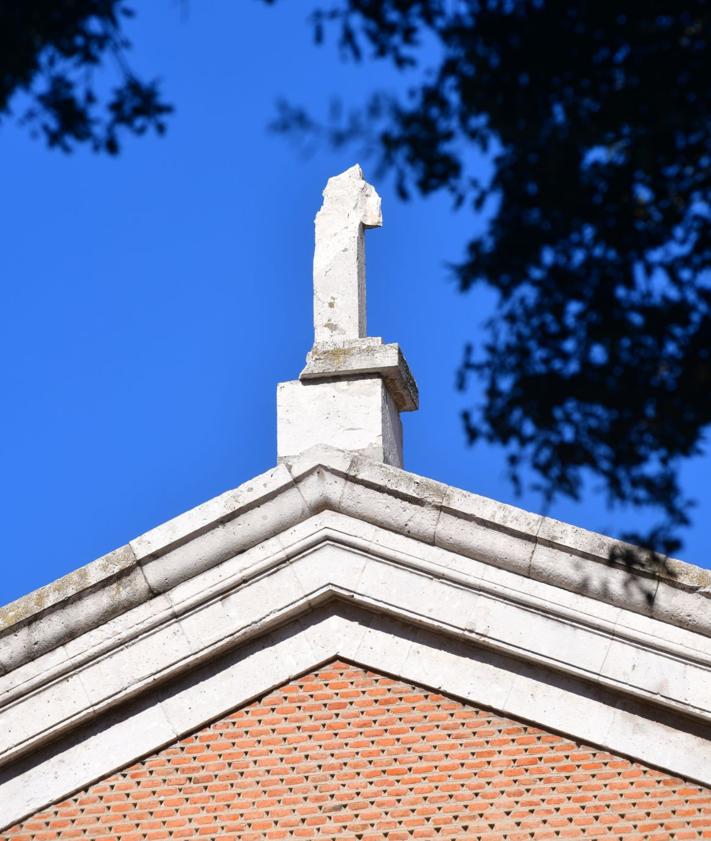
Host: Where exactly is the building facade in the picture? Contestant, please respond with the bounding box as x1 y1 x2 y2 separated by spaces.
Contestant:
1 167 710 840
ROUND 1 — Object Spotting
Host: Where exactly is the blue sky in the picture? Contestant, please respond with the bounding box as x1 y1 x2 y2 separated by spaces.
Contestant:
1 1 708 605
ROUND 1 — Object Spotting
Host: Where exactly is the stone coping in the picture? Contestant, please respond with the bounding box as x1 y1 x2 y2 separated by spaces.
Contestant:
1 445 709 675
2 524 708 766
300 338 419 411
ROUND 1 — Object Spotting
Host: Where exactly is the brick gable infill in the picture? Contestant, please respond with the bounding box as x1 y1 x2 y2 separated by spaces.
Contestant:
8 661 710 841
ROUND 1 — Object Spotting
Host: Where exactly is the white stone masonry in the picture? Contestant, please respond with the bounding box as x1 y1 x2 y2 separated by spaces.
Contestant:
313 163 381 342
277 165 417 468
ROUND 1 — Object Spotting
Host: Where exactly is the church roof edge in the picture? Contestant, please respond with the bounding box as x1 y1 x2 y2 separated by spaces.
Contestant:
1 444 709 677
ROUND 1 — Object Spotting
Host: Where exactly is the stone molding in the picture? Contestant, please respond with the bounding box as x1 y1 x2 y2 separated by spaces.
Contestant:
2 446 709 680
300 338 419 411
1 600 710 832
1 506 711 821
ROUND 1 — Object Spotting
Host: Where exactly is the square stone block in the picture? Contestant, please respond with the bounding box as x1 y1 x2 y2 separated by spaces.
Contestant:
277 377 402 466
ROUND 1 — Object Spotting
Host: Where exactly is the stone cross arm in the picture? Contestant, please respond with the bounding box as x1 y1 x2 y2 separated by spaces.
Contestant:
312 163 382 343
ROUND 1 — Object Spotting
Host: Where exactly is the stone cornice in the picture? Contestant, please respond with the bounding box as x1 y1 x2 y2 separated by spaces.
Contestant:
300 339 419 411
1 509 710 782
1 446 709 679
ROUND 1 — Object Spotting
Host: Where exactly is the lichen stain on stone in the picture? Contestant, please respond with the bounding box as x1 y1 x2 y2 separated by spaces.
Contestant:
665 560 711 590
0 584 51 630
319 347 351 367
0 554 107 633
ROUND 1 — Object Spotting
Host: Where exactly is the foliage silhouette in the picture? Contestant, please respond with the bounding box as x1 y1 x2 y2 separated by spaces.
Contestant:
268 0 711 557
0 2 171 154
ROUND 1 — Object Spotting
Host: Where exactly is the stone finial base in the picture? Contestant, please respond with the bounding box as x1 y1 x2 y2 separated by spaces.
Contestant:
301 338 418 412
276 337 417 468
277 376 403 467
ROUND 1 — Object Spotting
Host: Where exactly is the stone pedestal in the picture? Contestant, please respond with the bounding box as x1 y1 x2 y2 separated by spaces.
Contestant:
276 335 417 468
277 376 402 466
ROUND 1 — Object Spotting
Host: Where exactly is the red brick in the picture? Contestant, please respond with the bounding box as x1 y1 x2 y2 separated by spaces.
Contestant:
6 660 710 840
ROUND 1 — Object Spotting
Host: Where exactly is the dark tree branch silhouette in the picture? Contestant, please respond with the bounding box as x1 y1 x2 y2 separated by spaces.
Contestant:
269 0 711 558
0 2 171 153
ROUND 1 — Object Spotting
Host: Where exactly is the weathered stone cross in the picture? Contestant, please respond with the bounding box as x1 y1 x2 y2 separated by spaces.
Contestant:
312 163 382 343
277 164 418 469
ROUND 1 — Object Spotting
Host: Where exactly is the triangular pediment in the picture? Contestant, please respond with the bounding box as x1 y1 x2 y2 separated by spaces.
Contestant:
1 447 711 829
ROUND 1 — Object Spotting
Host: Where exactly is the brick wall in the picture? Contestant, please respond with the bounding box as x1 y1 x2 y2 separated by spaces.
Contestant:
7 660 710 840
